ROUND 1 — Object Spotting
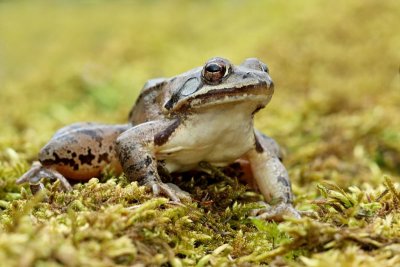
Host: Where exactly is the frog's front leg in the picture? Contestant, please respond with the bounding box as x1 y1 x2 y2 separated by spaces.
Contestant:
246 131 300 220
116 119 190 202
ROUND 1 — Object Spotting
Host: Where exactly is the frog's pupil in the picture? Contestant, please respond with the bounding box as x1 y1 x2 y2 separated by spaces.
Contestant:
206 63 222 73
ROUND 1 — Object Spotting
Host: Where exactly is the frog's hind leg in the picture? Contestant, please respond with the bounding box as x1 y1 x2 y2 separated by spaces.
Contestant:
16 161 72 194
17 123 130 194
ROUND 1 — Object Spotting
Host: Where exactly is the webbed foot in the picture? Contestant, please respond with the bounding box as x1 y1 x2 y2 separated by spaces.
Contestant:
16 161 73 194
251 201 301 221
146 180 191 202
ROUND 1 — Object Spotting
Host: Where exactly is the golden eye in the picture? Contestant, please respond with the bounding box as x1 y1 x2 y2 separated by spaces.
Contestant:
202 58 230 84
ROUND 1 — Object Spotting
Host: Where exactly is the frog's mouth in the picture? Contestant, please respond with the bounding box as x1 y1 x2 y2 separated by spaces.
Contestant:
186 82 274 109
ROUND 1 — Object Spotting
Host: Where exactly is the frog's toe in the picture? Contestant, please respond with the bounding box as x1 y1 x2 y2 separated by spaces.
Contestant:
150 181 191 202
39 168 73 191
251 201 301 221
16 161 72 194
16 161 42 184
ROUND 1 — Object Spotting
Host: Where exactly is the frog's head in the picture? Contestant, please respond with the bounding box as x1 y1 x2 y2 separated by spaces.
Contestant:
163 57 274 113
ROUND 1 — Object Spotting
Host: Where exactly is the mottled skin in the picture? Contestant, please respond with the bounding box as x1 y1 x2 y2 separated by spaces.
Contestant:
17 57 300 219
17 123 130 193
40 123 129 179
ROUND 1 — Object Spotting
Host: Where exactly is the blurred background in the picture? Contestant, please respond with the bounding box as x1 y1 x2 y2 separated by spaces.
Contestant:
0 0 399 192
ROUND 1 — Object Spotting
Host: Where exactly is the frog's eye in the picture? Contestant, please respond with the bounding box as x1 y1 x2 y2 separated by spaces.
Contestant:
202 58 230 84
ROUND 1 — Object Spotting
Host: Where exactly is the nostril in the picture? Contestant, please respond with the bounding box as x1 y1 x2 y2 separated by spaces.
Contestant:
242 72 252 79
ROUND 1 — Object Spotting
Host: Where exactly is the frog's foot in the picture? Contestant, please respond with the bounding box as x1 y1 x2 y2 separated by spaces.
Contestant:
16 161 73 194
251 201 301 221
146 180 191 203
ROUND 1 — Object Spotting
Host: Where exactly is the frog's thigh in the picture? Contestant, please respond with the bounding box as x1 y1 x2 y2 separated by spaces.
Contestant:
39 123 129 180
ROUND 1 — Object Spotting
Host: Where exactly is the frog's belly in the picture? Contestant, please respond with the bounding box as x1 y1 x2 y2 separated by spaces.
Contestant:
156 126 255 172
158 144 252 172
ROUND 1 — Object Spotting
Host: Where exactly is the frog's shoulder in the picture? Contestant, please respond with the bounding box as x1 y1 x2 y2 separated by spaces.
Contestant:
128 78 168 124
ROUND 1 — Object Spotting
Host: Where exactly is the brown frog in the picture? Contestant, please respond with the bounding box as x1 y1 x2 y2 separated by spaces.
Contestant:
17 57 300 220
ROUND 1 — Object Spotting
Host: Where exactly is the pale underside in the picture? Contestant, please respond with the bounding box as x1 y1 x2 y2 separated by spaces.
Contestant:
156 102 259 172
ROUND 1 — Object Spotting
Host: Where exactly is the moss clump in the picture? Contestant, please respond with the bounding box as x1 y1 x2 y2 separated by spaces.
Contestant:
0 174 295 266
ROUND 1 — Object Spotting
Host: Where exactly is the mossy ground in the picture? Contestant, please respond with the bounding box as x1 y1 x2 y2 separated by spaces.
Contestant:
0 1 399 266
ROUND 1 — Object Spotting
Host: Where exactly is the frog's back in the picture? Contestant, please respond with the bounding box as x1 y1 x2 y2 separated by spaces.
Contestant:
129 78 167 125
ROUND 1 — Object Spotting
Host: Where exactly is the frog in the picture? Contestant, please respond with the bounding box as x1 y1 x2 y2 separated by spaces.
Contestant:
17 57 300 220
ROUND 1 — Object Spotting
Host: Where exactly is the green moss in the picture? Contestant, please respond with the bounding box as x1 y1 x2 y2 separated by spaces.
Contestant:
1 0 399 266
